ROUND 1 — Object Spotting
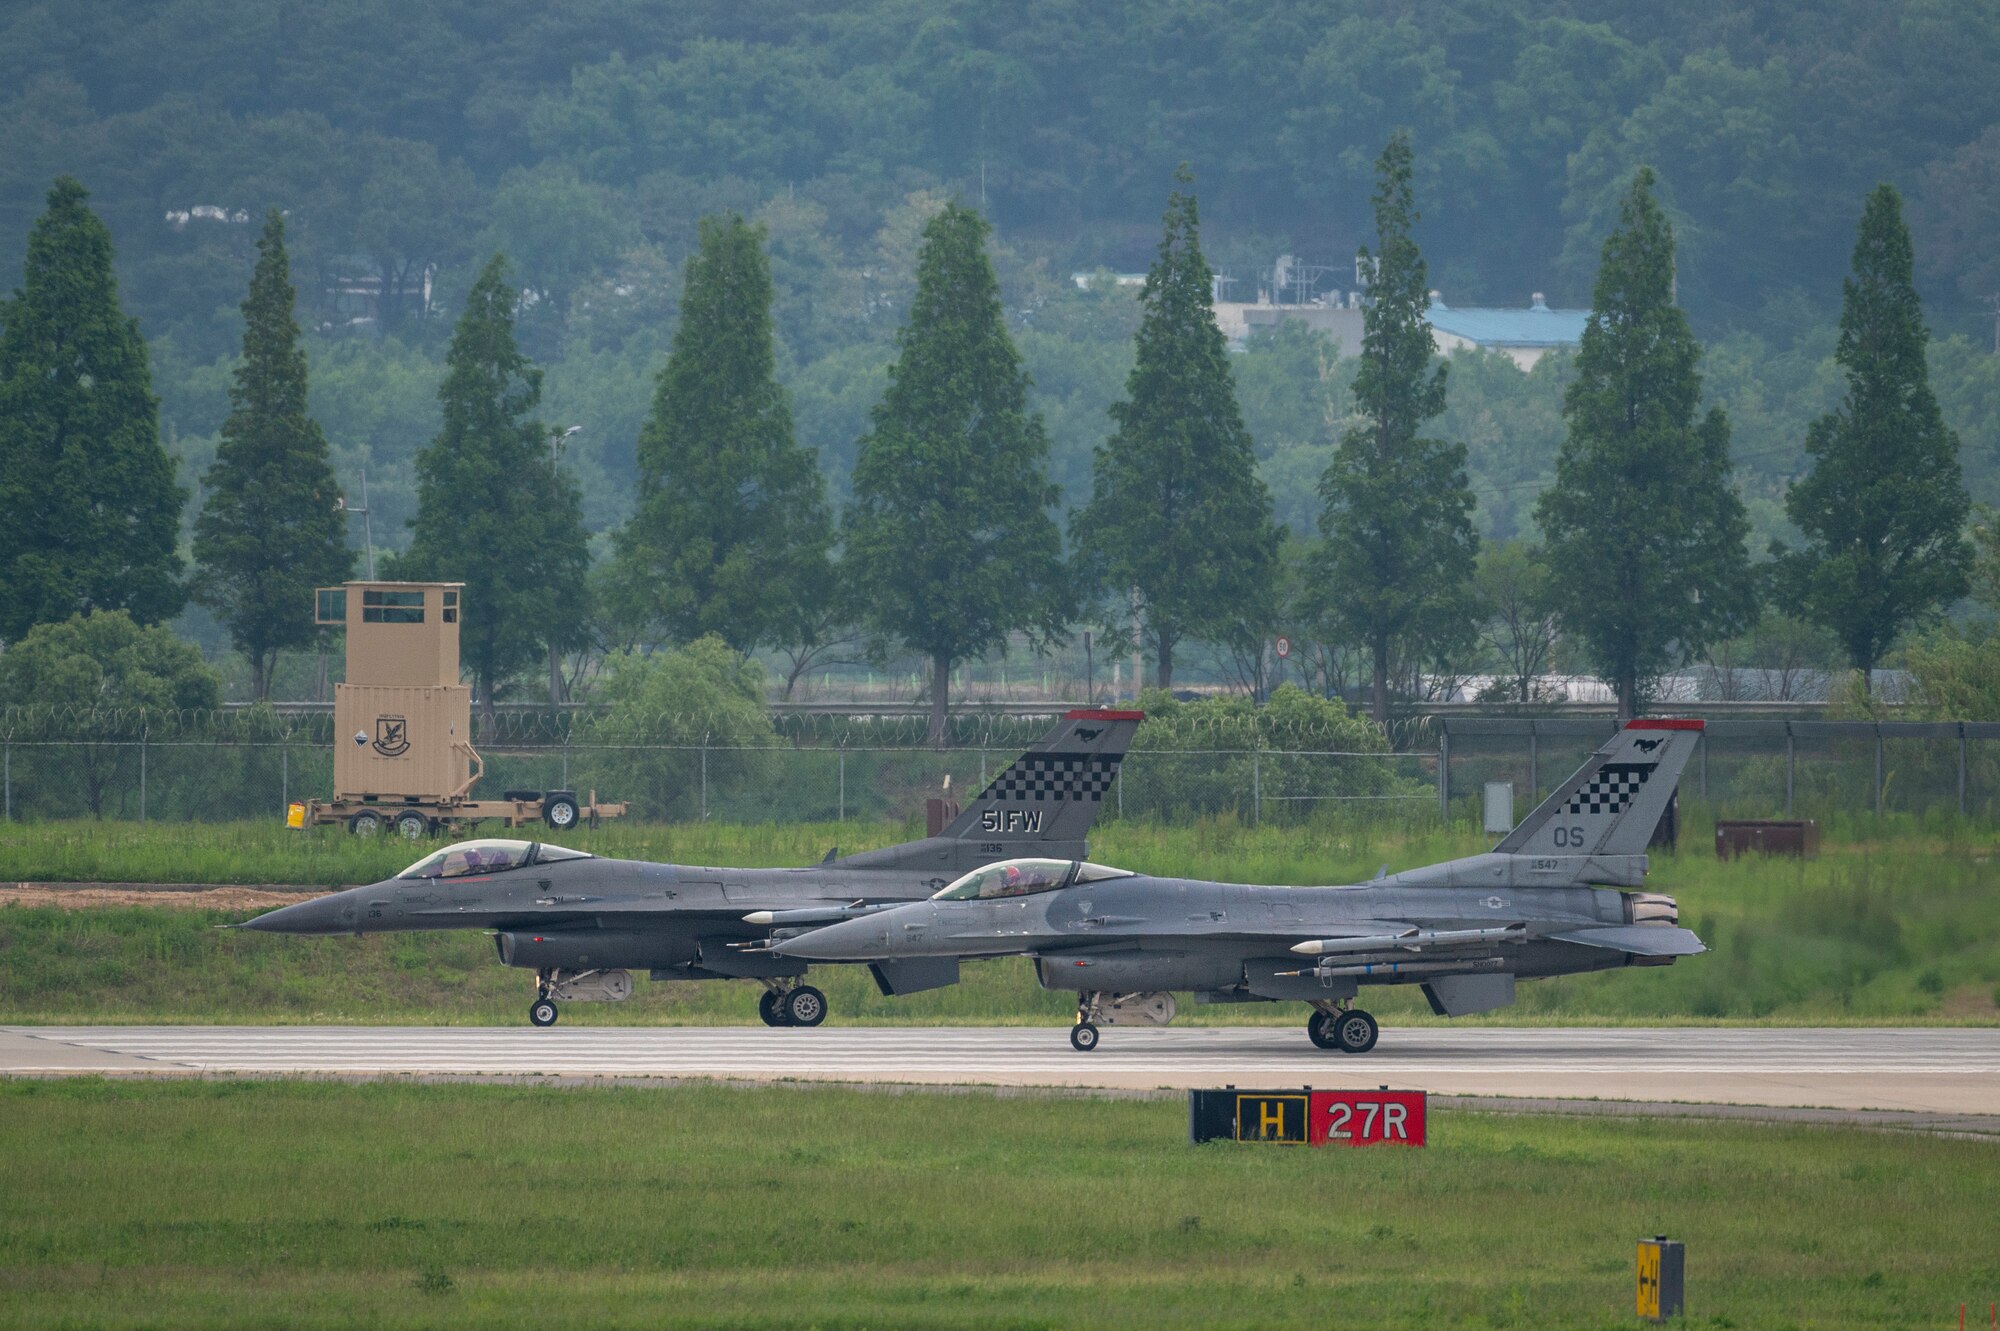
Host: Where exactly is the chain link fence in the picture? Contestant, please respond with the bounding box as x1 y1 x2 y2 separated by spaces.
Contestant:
4 708 1999 826
1438 717 2000 822
0 707 1437 826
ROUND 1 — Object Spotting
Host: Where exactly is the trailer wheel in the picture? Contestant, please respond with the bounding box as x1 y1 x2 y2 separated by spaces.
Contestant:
393 810 430 840
542 793 580 830
348 810 383 836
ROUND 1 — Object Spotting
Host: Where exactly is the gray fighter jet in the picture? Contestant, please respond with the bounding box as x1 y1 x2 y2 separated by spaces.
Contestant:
241 709 1141 1028
767 719 1707 1052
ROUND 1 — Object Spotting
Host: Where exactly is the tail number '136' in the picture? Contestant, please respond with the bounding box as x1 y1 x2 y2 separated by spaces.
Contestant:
1551 826 1587 847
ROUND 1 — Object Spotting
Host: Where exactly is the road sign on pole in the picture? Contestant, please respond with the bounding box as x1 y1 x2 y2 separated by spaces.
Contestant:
1274 636 1291 659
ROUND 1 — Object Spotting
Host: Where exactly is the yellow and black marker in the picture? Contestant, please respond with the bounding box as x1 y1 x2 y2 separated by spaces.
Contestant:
1637 1236 1685 1322
1234 1092 1308 1143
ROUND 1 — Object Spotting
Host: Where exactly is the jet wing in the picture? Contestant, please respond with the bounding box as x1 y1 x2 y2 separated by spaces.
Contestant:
1545 924 1707 957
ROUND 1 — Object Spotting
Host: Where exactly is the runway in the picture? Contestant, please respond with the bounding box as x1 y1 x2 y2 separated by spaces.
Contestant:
4 1025 1997 1116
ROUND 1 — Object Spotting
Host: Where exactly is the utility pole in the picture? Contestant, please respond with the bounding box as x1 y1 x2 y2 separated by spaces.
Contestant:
1130 586 1145 695
1987 294 2000 355
546 425 582 707
337 469 375 578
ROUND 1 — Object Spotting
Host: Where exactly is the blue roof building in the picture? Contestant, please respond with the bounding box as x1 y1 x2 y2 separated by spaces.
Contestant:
1425 294 1588 369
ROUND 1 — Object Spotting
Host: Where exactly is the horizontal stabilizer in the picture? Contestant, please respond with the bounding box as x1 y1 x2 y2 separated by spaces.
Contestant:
1547 925 1707 957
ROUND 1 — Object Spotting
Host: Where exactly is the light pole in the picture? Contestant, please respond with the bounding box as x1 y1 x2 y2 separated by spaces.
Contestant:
550 424 581 472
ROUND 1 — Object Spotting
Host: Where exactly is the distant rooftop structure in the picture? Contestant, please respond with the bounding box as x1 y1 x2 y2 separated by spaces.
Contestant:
1213 289 1587 367
1069 271 1148 289
1426 293 1588 369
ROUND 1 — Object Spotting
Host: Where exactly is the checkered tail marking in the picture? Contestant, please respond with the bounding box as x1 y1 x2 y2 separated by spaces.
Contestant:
985 753 1122 803
1561 762 1655 815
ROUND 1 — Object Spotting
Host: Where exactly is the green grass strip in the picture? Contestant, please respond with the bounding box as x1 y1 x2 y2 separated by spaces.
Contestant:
0 1078 1993 1329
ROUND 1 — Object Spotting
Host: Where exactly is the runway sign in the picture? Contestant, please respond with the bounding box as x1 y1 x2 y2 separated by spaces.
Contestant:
1189 1087 1427 1147
1637 1236 1685 1321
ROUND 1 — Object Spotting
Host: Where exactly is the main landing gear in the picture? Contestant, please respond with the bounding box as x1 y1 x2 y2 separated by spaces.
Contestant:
757 981 827 1028
1307 1006 1379 1054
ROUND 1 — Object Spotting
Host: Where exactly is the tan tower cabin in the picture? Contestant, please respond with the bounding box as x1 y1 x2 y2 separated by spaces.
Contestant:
287 581 622 837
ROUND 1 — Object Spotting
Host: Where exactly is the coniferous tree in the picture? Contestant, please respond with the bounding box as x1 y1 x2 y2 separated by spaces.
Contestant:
1317 134 1479 725
1777 185 1970 689
1073 166 1278 690
0 177 184 642
1536 168 1754 720
611 214 832 652
391 255 590 724
192 210 354 698
844 203 1068 744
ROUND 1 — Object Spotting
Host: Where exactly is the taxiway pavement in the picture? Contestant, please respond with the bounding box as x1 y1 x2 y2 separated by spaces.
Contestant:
4 1025 1996 1115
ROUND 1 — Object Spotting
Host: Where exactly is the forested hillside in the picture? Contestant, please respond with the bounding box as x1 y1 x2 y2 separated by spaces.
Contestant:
5 0 2000 665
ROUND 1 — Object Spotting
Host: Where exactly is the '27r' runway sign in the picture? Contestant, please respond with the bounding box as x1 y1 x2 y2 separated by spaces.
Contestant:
1188 1087 1428 1146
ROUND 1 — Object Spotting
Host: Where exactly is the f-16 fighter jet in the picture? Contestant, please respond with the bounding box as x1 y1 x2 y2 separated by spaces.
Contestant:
768 719 1707 1052
240 710 1141 1028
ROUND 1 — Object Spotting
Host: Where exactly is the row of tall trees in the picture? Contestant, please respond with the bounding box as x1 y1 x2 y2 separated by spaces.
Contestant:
1533 172 1971 716
0 152 1974 729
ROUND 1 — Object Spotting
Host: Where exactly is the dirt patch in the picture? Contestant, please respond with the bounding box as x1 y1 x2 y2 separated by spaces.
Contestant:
1942 984 2000 1019
0 884 322 911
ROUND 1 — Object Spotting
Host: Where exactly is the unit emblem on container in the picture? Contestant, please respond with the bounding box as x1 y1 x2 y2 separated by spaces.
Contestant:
373 715 410 757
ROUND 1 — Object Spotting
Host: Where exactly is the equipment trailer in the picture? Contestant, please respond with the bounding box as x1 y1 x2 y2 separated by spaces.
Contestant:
287 581 626 838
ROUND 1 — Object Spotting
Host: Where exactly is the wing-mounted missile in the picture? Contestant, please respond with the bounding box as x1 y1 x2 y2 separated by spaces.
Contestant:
1289 923 1527 957
1276 955 1510 980
740 901 895 927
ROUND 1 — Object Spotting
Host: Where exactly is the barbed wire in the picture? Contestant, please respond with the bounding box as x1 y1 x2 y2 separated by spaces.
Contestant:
0 705 1404 750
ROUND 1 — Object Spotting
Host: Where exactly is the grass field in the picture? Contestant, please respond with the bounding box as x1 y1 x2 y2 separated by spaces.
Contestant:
0 1078 1992 1330
2 814 1997 1025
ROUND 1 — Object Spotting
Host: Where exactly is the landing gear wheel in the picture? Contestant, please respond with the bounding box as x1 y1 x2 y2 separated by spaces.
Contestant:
393 810 430 839
758 990 790 1027
782 985 826 1027
348 810 383 836
1307 1010 1342 1051
1333 1009 1379 1054
529 998 559 1028
1069 1023 1100 1052
542 793 580 831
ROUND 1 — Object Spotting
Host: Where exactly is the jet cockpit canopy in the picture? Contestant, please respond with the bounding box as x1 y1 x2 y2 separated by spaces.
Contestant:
932 857 1134 901
399 839 594 880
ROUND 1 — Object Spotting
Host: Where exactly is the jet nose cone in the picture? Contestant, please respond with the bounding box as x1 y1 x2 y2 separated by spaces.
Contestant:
769 914 895 961
241 888 366 935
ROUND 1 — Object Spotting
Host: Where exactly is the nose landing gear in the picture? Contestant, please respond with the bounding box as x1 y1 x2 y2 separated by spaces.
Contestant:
530 977 559 1028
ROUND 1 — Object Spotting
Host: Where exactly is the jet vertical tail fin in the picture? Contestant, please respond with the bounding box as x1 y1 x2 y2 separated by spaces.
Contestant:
830 709 1142 875
1494 719 1702 858
939 709 1142 849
